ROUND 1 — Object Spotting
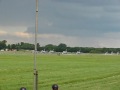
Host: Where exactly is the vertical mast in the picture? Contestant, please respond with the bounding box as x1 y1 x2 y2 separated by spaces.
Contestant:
34 0 38 90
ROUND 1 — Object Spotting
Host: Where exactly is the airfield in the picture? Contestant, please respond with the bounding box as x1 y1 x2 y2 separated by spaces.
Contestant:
0 51 120 90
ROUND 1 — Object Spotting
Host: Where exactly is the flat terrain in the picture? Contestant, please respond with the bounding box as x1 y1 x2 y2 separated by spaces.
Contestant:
0 52 120 90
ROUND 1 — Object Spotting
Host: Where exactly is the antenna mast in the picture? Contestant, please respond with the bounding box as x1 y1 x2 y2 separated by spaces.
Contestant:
34 0 38 90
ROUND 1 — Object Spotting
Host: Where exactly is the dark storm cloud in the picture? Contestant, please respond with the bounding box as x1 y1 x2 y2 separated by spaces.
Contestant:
1 0 120 47
52 0 120 6
0 0 35 26
25 0 120 37
0 0 2 4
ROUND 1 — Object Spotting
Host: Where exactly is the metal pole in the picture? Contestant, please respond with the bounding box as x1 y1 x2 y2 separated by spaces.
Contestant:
34 0 38 90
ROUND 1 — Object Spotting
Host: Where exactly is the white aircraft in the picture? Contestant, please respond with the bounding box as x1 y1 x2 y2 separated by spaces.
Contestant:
49 50 54 53
41 49 46 53
62 49 67 54
76 51 81 54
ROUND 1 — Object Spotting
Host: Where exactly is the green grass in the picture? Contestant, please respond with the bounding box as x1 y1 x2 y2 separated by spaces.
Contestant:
0 52 120 90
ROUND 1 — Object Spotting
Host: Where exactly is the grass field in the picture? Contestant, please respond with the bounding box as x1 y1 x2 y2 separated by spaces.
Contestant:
0 52 120 90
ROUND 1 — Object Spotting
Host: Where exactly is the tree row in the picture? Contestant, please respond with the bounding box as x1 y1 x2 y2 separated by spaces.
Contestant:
0 40 120 53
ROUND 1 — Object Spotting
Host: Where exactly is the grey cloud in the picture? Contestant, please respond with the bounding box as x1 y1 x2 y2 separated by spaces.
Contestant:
25 1 120 37
1 0 120 47
0 0 35 26
104 6 120 12
0 0 2 4
0 33 34 44
52 0 120 6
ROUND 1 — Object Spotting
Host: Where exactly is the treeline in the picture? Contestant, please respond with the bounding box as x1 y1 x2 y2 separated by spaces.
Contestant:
0 40 120 53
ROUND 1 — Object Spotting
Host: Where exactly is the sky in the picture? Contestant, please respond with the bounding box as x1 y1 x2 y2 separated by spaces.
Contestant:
1 0 120 47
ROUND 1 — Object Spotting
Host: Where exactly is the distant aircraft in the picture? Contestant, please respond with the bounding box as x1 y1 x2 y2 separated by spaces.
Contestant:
76 51 81 54
41 49 46 53
49 50 54 53
105 52 108 55
62 49 67 54
111 51 113 55
117 52 119 55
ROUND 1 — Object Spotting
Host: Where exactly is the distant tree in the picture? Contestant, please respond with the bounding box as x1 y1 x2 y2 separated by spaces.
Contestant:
11 44 16 49
7 44 11 50
56 43 67 52
45 44 57 51
21 42 24 46
0 40 7 50
68 47 80 52
1 40 120 53
2 40 7 44
37 43 40 51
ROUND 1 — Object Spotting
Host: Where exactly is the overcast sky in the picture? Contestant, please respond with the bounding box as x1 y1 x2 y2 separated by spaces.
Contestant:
1 0 120 47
